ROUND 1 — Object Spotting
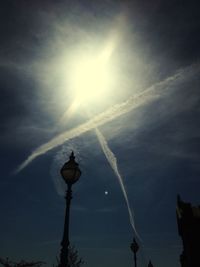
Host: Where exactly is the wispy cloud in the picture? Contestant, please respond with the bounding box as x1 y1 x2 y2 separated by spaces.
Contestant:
15 63 199 174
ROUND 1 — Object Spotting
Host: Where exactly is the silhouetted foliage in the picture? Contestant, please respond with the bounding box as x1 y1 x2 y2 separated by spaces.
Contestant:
148 260 154 267
54 246 84 267
0 246 83 267
68 246 84 267
0 258 45 267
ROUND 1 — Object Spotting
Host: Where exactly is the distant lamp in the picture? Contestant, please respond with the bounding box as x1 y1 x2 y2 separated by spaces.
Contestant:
130 238 139 267
59 152 81 267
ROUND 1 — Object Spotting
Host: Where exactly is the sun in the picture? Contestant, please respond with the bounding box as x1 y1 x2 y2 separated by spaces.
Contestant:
68 42 115 105
71 57 109 101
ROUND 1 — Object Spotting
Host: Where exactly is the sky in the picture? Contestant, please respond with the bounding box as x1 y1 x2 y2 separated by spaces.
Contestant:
0 1 200 267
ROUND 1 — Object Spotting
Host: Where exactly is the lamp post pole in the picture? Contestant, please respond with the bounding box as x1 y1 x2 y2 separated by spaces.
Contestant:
130 238 139 267
60 184 72 267
59 152 81 267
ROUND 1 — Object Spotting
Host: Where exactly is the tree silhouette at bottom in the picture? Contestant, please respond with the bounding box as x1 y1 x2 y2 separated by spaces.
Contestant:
0 246 84 267
0 258 45 267
55 246 84 267
68 246 84 267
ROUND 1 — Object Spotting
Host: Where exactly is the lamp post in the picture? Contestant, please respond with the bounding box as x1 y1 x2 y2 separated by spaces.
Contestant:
59 151 81 267
130 238 139 267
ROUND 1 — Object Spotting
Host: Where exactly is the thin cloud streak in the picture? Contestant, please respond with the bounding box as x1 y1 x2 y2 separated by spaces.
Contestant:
95 128 141 240
15 64 199 173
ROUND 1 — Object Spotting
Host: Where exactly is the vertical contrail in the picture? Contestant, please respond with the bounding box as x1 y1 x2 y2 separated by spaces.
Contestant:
95 128 141 240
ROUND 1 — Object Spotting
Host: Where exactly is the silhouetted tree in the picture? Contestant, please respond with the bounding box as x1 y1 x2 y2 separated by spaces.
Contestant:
0 258 45 267
68 246 84 267
54 246 84 267
148 260 154 267
0 246 83 267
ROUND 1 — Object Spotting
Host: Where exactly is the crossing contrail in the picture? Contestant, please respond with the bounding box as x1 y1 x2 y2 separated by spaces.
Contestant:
15 91 158 173
95 128 141 239
85 105 140 239
15 64 198 173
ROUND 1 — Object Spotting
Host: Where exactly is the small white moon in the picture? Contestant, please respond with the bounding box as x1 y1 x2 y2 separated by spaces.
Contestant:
104 191 108 195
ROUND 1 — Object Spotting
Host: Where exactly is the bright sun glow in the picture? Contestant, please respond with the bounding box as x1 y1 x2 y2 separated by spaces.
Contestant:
68 42 115 105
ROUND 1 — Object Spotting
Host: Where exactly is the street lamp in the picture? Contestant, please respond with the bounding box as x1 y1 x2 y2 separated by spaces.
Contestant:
130 238 139 267
59 151 81 267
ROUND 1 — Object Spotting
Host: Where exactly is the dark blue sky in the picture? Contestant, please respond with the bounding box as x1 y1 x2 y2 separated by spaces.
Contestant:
0 1 200 267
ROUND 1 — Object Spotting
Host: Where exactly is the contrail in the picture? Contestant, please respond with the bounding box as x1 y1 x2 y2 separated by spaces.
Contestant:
15 90 157 173
95 128 141 240
84 108 140 238
15 64 198 173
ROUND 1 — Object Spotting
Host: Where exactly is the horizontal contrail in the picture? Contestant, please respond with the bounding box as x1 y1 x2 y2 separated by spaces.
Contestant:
95 128 141 240
15 64 197 173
